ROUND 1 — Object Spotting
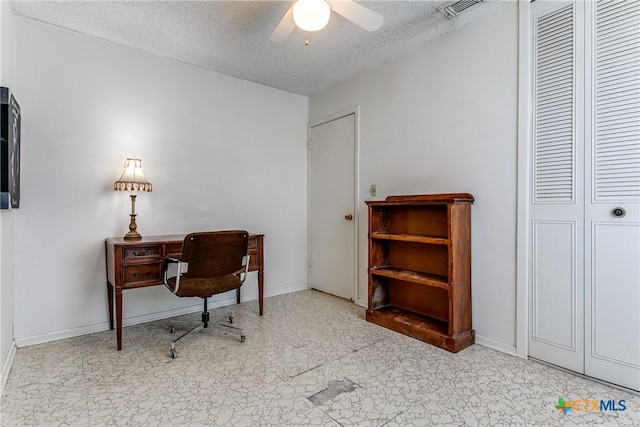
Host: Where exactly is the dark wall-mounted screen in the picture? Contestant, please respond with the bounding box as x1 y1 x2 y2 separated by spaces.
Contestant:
1 86 21 209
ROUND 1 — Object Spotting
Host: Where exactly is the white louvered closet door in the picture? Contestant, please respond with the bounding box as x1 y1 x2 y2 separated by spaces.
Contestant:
583 0 640 391
529 0 585 375
529 0 640 391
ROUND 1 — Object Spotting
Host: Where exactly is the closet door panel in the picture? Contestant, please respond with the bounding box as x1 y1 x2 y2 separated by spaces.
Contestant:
590 224 639 362
530 221 582 364
584 0 640 391
528 0 585 373
593 0 640 201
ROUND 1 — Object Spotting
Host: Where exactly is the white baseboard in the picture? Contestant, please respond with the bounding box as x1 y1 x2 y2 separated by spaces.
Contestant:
349 300 521 358
475 334 518 357
14 321 109 348
14 299 226 348
14 285 311 349
264 284 309 298
352 301 519 358
1 341 17 394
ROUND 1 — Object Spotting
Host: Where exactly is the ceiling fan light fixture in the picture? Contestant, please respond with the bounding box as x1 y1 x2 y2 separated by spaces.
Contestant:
292 0 331 32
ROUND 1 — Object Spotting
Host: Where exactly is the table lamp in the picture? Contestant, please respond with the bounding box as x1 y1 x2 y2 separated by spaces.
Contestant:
114 157 152 240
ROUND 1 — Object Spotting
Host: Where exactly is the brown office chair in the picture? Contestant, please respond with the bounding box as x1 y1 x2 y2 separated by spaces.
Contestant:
162 230 250 359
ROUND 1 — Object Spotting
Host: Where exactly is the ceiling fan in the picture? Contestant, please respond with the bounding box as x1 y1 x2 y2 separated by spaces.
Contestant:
270 0 384 42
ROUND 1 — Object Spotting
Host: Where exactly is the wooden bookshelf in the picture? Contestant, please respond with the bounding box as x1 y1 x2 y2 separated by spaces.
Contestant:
366 193 474 352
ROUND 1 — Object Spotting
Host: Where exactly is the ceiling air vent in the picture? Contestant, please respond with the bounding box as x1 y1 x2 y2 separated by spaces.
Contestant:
438 0 484 18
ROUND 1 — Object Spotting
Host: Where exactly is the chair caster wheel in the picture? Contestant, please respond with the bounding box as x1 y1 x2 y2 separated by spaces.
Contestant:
170 349 177 359
240 335 246 343
229 316 234 324
170 325 175 334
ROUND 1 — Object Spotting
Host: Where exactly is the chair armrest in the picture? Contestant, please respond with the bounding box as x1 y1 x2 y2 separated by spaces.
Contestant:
163 257 188 294
238 255 250 283
164 256 180 270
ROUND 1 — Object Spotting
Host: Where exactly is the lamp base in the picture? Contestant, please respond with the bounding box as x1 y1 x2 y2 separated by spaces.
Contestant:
124 230 142 240
123 211 142 240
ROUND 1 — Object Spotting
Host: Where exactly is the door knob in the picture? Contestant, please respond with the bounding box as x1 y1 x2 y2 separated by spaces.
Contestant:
611 207 626 218
344 214 353 221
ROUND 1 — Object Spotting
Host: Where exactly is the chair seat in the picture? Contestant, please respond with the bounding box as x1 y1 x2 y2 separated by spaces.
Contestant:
167 274 241 298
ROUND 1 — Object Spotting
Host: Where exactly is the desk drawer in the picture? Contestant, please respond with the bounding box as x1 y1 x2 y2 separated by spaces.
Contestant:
248 237 258 250
166 243 183 258
124 245 162 260
247 253 258 271
124 262 162 285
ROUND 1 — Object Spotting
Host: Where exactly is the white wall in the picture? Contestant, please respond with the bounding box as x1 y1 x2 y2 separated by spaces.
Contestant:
12 17 309 345
0 0 17 391
309 3 519 352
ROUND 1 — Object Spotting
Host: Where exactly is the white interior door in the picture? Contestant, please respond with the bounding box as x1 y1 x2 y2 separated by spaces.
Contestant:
528 0 585 374
309 113 356 300
583 0 640 391
529 0 640 391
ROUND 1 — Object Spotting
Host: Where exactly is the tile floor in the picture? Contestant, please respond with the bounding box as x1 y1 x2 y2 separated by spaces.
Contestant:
1 290 639 426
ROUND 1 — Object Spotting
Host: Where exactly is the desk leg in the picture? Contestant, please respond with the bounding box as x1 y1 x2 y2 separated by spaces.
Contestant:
116 289 123 351
258 269 264 316
107 282 114 330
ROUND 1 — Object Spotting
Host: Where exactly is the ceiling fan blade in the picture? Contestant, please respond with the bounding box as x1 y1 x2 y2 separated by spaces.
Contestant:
330 0 383 32
270 4 296 42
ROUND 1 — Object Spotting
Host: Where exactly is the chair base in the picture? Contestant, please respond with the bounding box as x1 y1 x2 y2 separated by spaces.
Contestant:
168 298 245 359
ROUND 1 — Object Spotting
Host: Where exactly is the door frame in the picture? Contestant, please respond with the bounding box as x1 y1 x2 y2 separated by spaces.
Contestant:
307 106 360 302
516 0 532 360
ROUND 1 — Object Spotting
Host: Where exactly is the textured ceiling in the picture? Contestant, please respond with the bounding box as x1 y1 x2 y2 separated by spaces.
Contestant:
11 1 510 96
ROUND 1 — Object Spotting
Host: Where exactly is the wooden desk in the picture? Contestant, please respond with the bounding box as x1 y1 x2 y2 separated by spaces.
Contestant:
105 233 264 350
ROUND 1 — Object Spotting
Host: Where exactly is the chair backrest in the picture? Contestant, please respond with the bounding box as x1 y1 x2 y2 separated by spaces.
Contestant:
180 230 249 278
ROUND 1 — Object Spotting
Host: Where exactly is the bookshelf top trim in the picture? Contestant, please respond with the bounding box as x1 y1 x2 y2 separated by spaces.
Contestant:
366 193 474 206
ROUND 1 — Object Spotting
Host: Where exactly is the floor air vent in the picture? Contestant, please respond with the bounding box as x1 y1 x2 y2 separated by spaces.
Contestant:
438 0 484 18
